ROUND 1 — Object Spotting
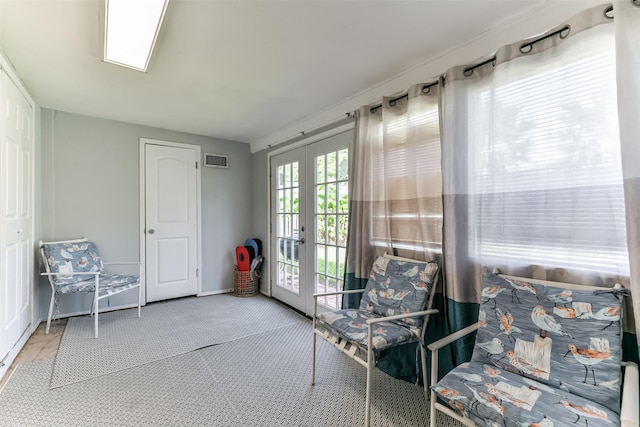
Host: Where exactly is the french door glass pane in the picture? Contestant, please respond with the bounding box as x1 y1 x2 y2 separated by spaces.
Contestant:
314 149 348 310
276 160 300 295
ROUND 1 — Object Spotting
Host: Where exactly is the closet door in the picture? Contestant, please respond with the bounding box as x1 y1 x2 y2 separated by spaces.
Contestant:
0 71 33 361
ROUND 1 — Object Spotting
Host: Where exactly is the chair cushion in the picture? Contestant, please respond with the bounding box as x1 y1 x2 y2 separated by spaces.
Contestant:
358 255 438 328
56 274 139 295
432 360 620 427
475 271 623 414
316 309 420 351
42 241 104 286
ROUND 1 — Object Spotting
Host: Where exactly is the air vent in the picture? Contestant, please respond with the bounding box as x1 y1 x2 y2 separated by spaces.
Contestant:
204 153 229 168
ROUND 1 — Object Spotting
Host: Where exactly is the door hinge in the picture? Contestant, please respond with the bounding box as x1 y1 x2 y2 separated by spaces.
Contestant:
196 268 199 277
196 161 198 169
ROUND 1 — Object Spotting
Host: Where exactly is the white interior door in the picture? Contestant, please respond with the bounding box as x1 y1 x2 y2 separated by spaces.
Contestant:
0 71 33 360
145 143 199 302
270 133 350 315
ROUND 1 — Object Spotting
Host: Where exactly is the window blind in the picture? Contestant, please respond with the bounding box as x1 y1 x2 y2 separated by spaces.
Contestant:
371 103 443 253
467 40 629 275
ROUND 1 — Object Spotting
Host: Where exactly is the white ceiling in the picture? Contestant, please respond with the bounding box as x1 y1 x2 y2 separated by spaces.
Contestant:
0 0 594 151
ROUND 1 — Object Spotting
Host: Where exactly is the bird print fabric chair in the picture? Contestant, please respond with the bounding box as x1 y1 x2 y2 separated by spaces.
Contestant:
312 253 440 427
40 238 142 338
428 270 639 427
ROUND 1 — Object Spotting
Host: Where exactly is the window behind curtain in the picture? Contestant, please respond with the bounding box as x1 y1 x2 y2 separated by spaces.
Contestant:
467 26 629 275
371 100 442 255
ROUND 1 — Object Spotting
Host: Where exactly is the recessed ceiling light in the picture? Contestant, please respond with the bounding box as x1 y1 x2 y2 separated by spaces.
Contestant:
104 0 169 72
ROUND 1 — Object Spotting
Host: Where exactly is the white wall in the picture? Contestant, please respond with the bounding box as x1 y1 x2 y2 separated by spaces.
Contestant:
40 109 253 318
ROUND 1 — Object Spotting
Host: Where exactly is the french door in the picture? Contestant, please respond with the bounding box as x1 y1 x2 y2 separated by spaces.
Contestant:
270 133 350 315
271 147 306 311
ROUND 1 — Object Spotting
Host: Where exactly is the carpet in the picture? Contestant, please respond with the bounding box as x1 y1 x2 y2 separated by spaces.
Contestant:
49 294 307 388
0 322 465 426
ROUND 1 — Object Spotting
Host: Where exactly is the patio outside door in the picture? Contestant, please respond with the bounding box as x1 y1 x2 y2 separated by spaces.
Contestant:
270 132 350 315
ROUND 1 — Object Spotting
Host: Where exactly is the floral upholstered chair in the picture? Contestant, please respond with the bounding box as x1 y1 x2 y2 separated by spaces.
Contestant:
312 253 440 426
40 238 141 338
428 270 639 427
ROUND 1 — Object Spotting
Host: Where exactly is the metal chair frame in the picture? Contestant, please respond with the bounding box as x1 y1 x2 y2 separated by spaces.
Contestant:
40 237 142 339
312 255 440 427
428 274 639 427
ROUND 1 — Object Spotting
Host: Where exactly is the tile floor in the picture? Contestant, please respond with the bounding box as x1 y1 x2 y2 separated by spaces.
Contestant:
0 320 66 389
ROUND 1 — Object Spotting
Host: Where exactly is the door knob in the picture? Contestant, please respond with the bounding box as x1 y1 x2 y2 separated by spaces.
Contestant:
148 229 155 234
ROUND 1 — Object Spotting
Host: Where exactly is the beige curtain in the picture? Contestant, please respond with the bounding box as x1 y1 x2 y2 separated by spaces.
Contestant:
344 82 442 295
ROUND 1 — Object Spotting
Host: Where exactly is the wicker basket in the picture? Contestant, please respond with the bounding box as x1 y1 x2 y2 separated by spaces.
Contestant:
233 268 258 297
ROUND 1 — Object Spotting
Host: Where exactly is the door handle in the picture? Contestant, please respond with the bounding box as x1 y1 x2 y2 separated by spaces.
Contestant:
148 229 155 235
298 237 305 244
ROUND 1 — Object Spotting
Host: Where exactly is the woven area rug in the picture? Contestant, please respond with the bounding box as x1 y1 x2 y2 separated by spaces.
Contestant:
49 294 306 388
0 322 465 426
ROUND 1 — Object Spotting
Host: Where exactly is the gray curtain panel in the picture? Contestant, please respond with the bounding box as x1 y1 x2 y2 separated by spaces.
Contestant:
440 5 629 303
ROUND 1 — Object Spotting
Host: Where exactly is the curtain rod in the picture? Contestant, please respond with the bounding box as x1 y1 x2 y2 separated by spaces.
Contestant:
369 80 439 114
458 24 572 78
268 115 354 150
367 4 616 114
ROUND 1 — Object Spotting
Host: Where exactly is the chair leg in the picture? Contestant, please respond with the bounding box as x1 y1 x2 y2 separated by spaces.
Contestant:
365 346 373 427
420 344 429 401
312 297 318 386
312 331 317 385
46 290 55 334
365 323 374 427
430 347 439 427
93 278 99 339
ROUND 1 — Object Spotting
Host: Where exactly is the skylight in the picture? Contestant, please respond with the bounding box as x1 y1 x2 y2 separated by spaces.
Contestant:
104 0 169 72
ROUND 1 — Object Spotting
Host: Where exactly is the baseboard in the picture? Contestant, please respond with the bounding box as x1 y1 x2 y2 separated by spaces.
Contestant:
197 289 233 297
0 326 32 384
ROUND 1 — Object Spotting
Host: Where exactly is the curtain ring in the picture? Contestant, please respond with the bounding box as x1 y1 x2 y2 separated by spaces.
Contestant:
422 85 431 94
604 5 614 18
559 26 571 39
634 0 640 7
520 44 533 54
463 68 474 77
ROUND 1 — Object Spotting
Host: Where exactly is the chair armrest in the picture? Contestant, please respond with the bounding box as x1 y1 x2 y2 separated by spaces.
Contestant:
427 322 479 352
102 262 142 265
41 272 100 276
313 289 366 298
366 309 439 325
621 361 639 427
